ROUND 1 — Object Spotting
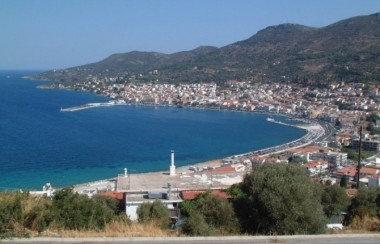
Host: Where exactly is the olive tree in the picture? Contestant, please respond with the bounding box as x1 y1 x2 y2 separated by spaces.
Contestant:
239 164 326 235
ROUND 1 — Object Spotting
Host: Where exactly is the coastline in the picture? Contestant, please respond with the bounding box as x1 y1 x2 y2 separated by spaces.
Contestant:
73 121 326 193
18 74 331 192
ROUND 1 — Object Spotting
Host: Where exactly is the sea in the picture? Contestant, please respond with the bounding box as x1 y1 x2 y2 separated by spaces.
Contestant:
0 71 306 190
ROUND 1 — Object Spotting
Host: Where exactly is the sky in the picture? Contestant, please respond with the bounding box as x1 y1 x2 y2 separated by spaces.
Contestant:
1 0 380 70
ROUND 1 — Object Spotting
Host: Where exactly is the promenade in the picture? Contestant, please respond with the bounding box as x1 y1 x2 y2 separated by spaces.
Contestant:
73 120 327 194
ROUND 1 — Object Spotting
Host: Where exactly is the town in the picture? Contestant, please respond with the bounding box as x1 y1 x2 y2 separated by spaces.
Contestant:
38 73 380 227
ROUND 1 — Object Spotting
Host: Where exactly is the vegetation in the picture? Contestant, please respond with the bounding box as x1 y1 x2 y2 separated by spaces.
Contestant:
321 185 350 218
0 188 127 239
366 113 380 135
346 187 380 230
341 146 376 161
137 200 170 229
1 165 380 238
179 191 240 236
235 164 326 235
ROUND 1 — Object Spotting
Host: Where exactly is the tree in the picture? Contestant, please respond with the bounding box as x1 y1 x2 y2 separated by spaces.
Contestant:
239 164 326 235
181 212 212 236
51 188 118 230
321 185 350 218
179 192 240 235
137 200 170 229
348 187 380 219
340 174 348 188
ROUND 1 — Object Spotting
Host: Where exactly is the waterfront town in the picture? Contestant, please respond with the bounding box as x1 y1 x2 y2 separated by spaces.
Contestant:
36 75 380 224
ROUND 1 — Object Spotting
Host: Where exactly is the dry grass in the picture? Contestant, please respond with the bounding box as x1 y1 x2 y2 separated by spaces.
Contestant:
332 216 380 234
33 221 176 238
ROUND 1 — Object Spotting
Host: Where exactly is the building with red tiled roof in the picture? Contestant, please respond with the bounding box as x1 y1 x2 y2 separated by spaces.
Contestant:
303 160 328 176
181 190 233 200
359 167 379 178
99 191 125 201
285 146 332 159
332 166 357 182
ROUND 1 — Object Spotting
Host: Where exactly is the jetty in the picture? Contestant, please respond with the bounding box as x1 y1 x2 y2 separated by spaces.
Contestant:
60 100 127 112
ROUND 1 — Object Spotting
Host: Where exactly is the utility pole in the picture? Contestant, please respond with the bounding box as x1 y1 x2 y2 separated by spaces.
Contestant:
356 126 362 189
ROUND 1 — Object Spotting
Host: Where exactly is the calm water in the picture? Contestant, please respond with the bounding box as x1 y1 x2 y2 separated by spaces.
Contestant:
0 71 305 190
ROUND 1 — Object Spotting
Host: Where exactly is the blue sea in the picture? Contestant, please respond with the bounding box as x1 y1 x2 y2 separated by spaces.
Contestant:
0 71 305 190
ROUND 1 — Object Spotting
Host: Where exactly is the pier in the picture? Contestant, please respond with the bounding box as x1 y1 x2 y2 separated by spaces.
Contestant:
60 100 127 112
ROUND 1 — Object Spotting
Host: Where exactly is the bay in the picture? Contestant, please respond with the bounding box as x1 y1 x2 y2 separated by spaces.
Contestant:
0 71 305 190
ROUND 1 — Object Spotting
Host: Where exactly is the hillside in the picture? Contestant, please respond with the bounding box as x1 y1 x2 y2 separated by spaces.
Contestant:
31 13 380 85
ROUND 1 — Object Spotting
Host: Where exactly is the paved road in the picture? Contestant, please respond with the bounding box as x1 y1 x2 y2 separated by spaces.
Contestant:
4 234 380 243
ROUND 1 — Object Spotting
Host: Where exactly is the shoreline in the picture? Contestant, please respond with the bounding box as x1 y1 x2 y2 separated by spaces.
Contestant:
27 80 330 191
72 121 326 193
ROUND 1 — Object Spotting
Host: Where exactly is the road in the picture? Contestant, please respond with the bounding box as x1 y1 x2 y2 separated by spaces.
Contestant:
4 234 380 243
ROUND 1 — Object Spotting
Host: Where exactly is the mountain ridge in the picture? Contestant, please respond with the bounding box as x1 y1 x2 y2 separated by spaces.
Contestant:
31 13 380 85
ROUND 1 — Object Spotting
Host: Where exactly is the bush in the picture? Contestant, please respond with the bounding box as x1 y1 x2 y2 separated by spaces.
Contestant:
181 212 213 236
321 185 350 218
137 200 170 229
179 191 240 235
51 188 119 230
348 187 380 221
0 192 29 238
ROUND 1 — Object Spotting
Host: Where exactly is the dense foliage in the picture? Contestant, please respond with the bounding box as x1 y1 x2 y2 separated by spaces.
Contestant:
348 187 380 219
179 191 240 236
236 164 326 235
321 185 350 218
137 200 170 229
0 188 126 238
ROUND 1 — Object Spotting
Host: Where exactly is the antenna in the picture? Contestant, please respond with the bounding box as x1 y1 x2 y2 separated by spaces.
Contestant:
356 126 362 189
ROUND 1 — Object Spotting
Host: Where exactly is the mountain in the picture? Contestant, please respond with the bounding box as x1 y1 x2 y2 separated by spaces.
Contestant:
31 13 380 85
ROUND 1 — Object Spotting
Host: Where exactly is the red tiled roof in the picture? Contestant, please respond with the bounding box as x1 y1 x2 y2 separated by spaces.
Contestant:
303 159 328 169
334 166 357 177
360 167 379 176
99 191 124 200
205 165 236 174
181 190 233 200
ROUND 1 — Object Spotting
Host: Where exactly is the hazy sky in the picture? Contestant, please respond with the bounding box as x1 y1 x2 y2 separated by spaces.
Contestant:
1 0 379 70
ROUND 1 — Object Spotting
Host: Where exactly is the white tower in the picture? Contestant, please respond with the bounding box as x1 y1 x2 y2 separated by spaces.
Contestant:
170 150 176 176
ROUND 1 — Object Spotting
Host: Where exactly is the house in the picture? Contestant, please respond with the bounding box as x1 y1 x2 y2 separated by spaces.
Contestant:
309 151 348 167
352 138 380 152
331 166 357 182
125 189 182 221
303 160 328 176
125 188 234 221
359 167 379 178
285 146 331 159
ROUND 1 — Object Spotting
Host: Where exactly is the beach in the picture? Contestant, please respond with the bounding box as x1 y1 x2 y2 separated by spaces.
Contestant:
73 121 328 194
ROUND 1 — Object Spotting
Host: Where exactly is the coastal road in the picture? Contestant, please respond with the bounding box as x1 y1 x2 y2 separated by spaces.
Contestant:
5 234 380 243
